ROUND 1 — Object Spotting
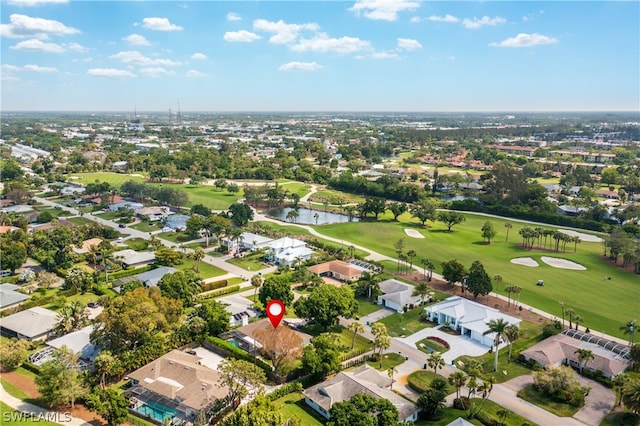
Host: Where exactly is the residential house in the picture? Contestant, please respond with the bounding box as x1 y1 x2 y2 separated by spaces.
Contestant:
0 307 59 341
112 249 156 268
125 350 229 425
1 204 34 214
377 279 423 313
521 330 630 378
264 237 314 267
557 205 588 217
166 214 190 231
72 237 103 255
216 294 259 327
112 160 128 170
108 201 144 212
86 195 125 205
221 232 273 251
29 326 99 370
0 284 29 310
135 206 173 222
304 364 419 423
425 296 521 347
0 225 19 234
114 266 177 289
223 319 312 354
308 260 367 283
60 185 86 196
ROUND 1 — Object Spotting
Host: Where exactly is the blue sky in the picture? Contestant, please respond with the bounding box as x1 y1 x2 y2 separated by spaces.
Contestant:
1 0 638 112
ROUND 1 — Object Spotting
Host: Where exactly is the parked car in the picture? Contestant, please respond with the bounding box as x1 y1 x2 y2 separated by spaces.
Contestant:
536 280 544 286
118 223 126 228
87 302 99 308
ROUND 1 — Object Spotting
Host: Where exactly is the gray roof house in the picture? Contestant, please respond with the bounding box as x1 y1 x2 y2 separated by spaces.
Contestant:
377 279 422 313
0 284 29 310
166 214 190 231
115 266 177 289
108 201 144 212
112 249 156 268
304 364 419 423
28 325 99 370
0 307 59 340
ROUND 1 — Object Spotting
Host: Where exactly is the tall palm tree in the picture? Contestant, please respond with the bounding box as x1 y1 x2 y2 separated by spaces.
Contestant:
348 321 365 350
357 272 381 301
566 309 575 330
251 274 263 299
412 281 430 306
504 223 512 242
620 320 637 346
100 247 114 285
448 371 468 400
88 244 100 268
621 379 640 414
55 300 88 335
504 284 519 308
573 314 584 331
387 367 398 391
427 352 445 379
574 348 595 374
484 318 510 372
190 247 205 273
407 249 417 270
504 324 520 363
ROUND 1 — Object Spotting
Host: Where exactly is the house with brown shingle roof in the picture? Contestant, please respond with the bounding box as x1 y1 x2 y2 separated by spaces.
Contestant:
126 350 229 424
307 260 367 283
521 332 630 378
304 364 419 422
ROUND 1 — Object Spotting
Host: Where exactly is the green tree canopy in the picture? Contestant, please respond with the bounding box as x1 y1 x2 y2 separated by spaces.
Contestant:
294 284 357 331
466 260 493 299
258 275 294 307
158 270 202 307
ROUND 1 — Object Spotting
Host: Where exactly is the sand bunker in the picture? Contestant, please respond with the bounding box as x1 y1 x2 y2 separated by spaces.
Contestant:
558 229 603 243
404 229 425 239
541 256 586 270
510 257 539 267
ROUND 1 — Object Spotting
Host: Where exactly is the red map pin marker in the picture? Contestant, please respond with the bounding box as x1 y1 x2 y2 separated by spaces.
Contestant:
266 300 285 328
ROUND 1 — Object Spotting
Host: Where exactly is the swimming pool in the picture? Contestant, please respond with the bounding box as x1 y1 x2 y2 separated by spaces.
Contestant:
136 401 176 423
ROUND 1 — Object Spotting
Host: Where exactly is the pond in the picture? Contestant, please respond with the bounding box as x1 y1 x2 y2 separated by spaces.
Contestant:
268 207 359 225
435 194 478 202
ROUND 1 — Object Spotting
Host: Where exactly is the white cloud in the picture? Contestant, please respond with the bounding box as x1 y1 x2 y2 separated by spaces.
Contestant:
410 16 421 23
87 68 137 78
110 50 181 66
0 13 80 39
142 17 183 31
291 34 370 54
223 30 261 42
349 0 420 21
490 33 558 48
253 19 320 44
23 64 58 72
7 0 69 7
139 67 175 78
10 39 65 53
397 38 421 51
64 42 87 52
226 12 242 21
191 52 207 60
462 16 506 29
1 65 22 72
185 70 207 78
278 61 322 71
446 55 456 61
123 34 151 46
371 51 399 59
426 14 460 23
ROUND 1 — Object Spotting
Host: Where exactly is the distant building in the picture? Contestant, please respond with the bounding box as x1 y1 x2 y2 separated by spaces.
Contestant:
216 294 259 327
114 266 177 289
377 279 423 313
308 260 367 283
264 237 314 267
72 238 103 255
304 364 419 422
135 206 173 222
221 232 273 251
0 307 58 341
0 284 29 310
108 201 144 212
166 214 190 231
1 204 33 214
112 249 156 268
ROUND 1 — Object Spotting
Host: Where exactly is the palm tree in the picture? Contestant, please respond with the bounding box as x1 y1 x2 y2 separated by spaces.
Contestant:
357 272 381 301
251 274 263 299
427 352 445 379
387 367 398 391
88 244 100 268
566 309 575 330
313 212 319 225
504 223 512 242
55 300 88 335
228 227 243 253
100 247 114 285
621 379 640 414
504 284 519 308
504 324 520 363
190 247 205 273
407 249 417 270
348 321 365 350
620 320 637 346
448 371 468 400
496 409 509 426
573 314 584 331
612 373 631 407
574 348 595 374
484 318 510 372
412 281 430 306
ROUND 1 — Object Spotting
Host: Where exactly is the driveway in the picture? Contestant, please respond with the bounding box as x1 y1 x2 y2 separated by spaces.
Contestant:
359 308 395 325
397 326 490 363
574 375 615 426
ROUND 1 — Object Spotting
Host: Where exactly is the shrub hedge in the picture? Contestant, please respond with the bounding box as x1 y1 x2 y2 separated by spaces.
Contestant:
201 280 228 292
198 285 240 300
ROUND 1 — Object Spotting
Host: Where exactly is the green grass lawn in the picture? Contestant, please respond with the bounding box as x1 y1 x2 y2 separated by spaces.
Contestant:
67 216 93 225
302 324 373 356
227 253 268 271
416 337 449 355
309 189 366 205
375 307 432 338
317 214 636 339
44 291 101 311
279 181 312 198
130 221 162 232
599 412 640 426
469 398 540 426
455 321 543 383
271 392 324 426
69 172 145 186
367 352 405 371
175 260 226 280
0 378 30 400
407 370 449 393
0 401 60 426
124 238 149 251
517 384 581 417
157 231 192 244
356 298 382 317
414 407 483 425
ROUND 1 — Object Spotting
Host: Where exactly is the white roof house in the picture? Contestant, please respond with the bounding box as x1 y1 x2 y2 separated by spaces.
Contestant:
0 307 59 341
29 325 99 369
1 204 34 214
221 232 273 251
217 294 259 327
377 279 422 313
425 296 521 347
114 266 177 289
108 201 144 212
112 249 156 267
0 284 29 310
264 237 314 267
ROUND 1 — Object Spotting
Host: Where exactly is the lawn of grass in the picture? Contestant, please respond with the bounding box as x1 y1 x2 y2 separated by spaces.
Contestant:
279 181 311 198
356 298 382 317
124 238 149 251
469 398 540 426
416 337 448 354
175 260 226 280
0 401 60 426
517 384 581 417
414 407 483 425
309 189 366 205
44 291 101 311
227 253 268 271
367 352 405 371
599 412 640 426
129 222 162 232
375 307 432 338
317 213 636 339
157 231 191 244
455 321 543 383
272 392 324 426
407 370 449 393
69 172 145 186
67 216 93 226
0 378 30 400
302 324 373 356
